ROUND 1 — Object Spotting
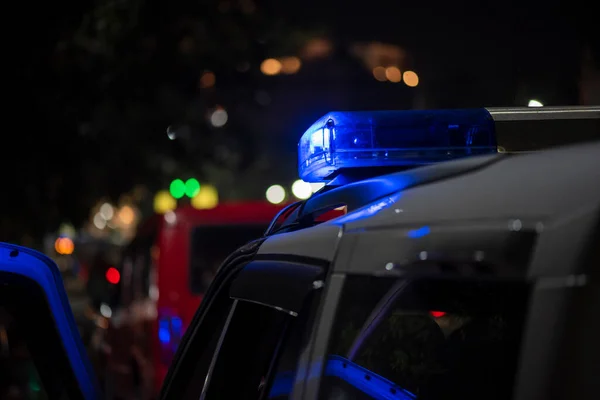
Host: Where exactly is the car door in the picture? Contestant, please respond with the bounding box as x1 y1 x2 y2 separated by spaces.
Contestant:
159 236 328 400
0 242 100 399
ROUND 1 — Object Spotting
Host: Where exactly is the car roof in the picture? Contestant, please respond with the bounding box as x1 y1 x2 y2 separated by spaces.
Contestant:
348 140 600 230
258 140 600 269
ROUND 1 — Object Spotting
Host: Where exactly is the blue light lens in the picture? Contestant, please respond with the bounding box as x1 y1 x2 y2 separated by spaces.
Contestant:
298 108 497 182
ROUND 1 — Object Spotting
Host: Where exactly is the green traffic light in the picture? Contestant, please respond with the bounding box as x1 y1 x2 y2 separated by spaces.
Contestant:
185 178 201 198
169 179 186 199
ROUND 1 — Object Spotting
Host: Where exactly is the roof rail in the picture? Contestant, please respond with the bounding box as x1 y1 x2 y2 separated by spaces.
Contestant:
488 106 600 121
489 106 600 151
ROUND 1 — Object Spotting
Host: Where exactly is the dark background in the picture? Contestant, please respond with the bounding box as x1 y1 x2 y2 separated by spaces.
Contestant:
3 0 599 245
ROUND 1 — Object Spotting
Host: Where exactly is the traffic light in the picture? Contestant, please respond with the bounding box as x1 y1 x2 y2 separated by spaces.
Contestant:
184 178 200 198
105 267 120 284
170 178 201 199
169 179 186 199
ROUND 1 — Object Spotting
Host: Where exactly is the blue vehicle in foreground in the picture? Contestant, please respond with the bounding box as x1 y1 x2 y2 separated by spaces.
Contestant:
1 106 599 400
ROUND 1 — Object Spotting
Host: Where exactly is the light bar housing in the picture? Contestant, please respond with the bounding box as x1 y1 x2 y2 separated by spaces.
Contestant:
298 109 498 182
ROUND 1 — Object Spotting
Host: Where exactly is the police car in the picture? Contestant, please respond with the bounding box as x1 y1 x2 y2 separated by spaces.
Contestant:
1 106 599 400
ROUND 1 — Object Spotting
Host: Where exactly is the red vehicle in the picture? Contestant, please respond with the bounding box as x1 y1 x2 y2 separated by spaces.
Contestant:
99 201 288 399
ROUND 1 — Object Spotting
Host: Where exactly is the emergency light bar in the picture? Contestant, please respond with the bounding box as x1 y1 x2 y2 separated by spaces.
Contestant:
298 106 600 182
298 109 498 182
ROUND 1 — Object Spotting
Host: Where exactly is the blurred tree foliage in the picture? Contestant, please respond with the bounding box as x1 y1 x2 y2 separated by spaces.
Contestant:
4 0 324 244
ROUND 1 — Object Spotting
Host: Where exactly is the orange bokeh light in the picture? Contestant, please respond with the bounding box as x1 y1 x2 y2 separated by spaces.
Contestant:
403 70 419 87
280 57 302 74
385 66 402 83
372 66 387 82
118 206 135 225
199 71 216 88
54 237 74 255
260 58 282 76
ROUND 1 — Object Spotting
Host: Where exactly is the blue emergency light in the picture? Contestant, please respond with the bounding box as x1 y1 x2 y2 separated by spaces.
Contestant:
298 108 498 182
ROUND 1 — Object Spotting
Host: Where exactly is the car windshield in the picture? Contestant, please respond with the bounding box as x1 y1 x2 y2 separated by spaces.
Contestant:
189 224 267 294
319 275 531 400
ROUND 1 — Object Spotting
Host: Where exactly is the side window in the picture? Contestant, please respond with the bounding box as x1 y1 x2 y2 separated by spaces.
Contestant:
203 300 291 399
200 291 322 400
264 292 322 399
319 275 531 400
180 297 235 400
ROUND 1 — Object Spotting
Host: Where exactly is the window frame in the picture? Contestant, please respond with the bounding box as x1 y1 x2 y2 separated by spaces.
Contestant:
261 286 324 400
199 299 295 400
197 259 327 399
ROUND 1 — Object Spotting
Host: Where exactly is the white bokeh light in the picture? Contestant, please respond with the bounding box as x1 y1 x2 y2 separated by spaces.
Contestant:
100 303 112 318
210 109 228 127
291 180 312 199
266 185 286 204
164 210 177 225
93 213 107 229
99 203 114 220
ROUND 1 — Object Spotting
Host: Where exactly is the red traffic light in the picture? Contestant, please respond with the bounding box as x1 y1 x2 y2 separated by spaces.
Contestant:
105 267 120 285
